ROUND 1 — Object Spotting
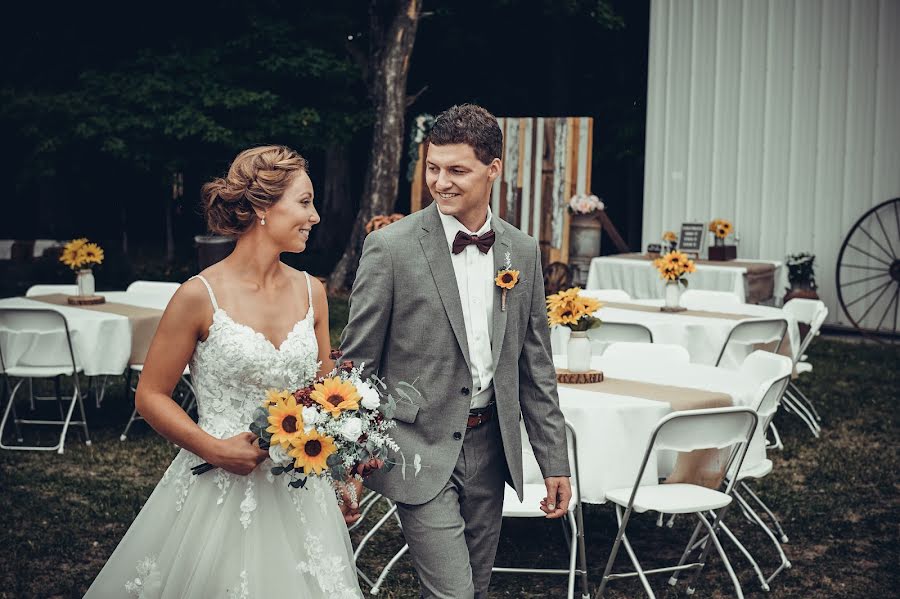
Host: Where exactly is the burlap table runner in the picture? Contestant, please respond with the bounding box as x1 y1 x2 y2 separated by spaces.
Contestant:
600 300 754 321
30 294 164 365
560 376 734 488
612 253 776 303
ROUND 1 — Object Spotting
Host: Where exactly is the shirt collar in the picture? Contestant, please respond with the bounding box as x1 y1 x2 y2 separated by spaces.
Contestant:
438 206 493 251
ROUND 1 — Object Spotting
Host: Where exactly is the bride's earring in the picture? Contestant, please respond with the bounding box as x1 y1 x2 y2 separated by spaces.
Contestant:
261 216 266 226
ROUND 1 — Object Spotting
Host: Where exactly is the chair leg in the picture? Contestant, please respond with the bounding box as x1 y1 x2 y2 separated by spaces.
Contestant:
28 377 35 411
734 491 792 582
0 379 25 445
55 387 80 454
767 422 784 451
686 511 744 599
597 505 633 598
575 504 590 599
615 506 656 597
789 381 821 422
782 393 820 437
370 544 409 594
740 482 788 542
73 379 91 446
567 513 578 599
717 518 769 591
785 388 820 432
668 520 704 586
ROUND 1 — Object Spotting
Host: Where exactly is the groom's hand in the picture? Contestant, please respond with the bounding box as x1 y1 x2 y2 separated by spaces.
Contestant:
540 476 572 519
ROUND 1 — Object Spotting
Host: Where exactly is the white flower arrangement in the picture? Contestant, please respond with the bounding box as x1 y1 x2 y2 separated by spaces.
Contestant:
568 193 605 215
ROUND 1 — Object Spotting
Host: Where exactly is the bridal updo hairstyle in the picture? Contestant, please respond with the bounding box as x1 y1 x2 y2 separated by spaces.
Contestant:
202 145 309 236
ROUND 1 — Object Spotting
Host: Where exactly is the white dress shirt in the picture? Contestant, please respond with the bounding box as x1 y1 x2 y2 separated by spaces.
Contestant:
438 207 496 409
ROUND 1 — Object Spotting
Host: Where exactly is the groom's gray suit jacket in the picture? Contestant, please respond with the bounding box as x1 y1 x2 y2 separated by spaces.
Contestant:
341 203 570 505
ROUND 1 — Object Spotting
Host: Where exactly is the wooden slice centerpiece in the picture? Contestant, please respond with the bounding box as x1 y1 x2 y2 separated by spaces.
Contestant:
556 369 604 384
67 295 106 306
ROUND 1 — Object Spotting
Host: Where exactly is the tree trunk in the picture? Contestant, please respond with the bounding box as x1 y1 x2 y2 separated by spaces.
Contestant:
315 142 353 257
327 0 422 294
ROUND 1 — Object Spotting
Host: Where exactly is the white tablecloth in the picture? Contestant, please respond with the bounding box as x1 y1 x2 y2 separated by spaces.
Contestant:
0 291 171 376
586 256 788 305
594 299 800 366
520 357 762 504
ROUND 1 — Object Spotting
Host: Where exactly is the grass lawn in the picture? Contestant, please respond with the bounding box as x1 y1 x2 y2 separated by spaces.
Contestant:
0 298 897 598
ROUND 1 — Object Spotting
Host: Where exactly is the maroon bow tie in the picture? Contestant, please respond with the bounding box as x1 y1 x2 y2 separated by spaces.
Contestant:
452 230 496 254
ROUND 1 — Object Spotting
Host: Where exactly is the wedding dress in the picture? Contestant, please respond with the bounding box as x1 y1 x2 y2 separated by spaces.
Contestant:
85 273 362 598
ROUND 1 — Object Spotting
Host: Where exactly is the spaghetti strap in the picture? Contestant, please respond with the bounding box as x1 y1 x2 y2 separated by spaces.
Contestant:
190 275 219 311
303 271 314 319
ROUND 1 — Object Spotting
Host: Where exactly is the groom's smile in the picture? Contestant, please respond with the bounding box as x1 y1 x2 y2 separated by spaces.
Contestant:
425 142 501 232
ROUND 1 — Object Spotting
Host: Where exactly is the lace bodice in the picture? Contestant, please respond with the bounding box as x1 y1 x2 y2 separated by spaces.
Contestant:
188 274 320 439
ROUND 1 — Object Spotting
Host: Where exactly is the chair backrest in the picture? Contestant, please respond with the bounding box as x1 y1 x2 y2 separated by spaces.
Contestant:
0 308 78 373
715 318 788 367
603 342 690 364
581 288 631 302
738 350 794 383
25 284 78 297
126 280 181 299
782 298 827 358
681 289 742 311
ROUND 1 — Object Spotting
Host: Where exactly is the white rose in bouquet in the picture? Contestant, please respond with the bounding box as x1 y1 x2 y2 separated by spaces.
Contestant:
340 417 364 442
359 383 381 410
269 443 293 466
302 406 320 427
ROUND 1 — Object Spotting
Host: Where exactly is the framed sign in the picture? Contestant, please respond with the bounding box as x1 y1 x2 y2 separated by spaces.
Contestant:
678 222 706 257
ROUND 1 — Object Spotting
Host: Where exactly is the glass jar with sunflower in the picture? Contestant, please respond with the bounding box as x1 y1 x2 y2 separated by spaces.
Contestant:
708 219 737 260
652 250 696 311
59 238 105 297
546 287 602 372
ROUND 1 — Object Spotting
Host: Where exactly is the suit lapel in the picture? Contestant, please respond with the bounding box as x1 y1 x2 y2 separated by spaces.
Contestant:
419 205 472 370
490 219 511 371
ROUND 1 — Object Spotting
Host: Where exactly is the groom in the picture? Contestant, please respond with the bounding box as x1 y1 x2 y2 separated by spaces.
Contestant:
341 104 571 599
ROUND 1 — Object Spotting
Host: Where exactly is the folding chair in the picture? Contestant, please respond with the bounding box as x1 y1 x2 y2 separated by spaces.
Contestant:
125 280 181 304
493 422 589 599
680 289 742 311
552 323 653 356
597 407 758 598
714 318 788 369
602 342 690 365
25 284 79 297
120 363 196 440
0 308 90 453
351 492 409 594
781 299 828 435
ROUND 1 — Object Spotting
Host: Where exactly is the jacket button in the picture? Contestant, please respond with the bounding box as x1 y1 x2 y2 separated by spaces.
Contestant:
453 432 462 440
461 387 470 395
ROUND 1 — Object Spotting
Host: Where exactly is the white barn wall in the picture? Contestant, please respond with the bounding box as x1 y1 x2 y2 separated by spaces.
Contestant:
643 0 900 327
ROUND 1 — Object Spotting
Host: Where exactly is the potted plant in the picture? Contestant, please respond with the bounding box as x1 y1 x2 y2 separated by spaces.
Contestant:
546 287 602 373
708 218 736 261
784 253 819 302
653 250 696 311
59 237 105 302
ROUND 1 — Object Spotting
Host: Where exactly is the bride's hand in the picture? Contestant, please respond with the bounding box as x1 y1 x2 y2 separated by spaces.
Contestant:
206 432 269 476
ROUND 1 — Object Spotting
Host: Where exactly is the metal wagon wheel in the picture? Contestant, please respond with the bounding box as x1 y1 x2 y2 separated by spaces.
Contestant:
835 198 900 344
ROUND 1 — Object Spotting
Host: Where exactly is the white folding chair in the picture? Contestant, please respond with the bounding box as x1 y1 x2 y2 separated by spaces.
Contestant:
0 308 90 453
126 280 181 303
493 422 589 599
680 289 742 311
714 318 789 369
581 289 632 302
781 299 828 432
120 363 196 440
602 342 690 365
598 407 758 598
25 284 78 297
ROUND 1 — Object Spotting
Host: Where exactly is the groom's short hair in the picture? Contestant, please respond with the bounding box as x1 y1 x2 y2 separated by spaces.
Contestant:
428 104 503 165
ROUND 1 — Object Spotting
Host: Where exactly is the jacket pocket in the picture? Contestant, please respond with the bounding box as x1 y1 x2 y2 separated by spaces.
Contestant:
392 400 420 424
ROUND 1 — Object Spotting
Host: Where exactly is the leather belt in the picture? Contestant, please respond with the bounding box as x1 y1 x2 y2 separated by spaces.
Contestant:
466 403 495 430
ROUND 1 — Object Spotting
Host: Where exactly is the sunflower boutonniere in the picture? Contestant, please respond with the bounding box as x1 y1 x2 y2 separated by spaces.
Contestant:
494 252 520 312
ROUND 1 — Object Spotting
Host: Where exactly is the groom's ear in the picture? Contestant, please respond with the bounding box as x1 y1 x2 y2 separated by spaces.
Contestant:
486 157 502 183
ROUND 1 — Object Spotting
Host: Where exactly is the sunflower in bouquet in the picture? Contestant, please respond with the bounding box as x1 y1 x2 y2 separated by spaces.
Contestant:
546 287 602 332
653 250 696 286
59 238 104 271
191 353 418 499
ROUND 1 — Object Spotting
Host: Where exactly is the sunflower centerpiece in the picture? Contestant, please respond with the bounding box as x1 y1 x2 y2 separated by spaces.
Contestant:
708 218 737 261
652 250 696 311
59 237 105 302
546 287 602 373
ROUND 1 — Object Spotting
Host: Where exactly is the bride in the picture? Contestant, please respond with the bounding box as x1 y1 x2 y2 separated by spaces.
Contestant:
86 146 363 598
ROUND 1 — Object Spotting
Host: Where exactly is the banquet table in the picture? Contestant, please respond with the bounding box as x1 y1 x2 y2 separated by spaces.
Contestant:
586 254 788 305
0 291 171 376
594 299 800 366
518 356 763 504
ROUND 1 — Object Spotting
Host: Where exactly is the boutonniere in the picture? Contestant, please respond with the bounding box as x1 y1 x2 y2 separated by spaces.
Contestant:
494 252 520 312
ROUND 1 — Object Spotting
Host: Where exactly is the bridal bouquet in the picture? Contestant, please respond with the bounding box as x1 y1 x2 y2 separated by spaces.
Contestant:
192 354 415 492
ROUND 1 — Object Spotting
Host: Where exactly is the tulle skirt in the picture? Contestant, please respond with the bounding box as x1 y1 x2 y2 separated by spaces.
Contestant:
85 449 362 598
